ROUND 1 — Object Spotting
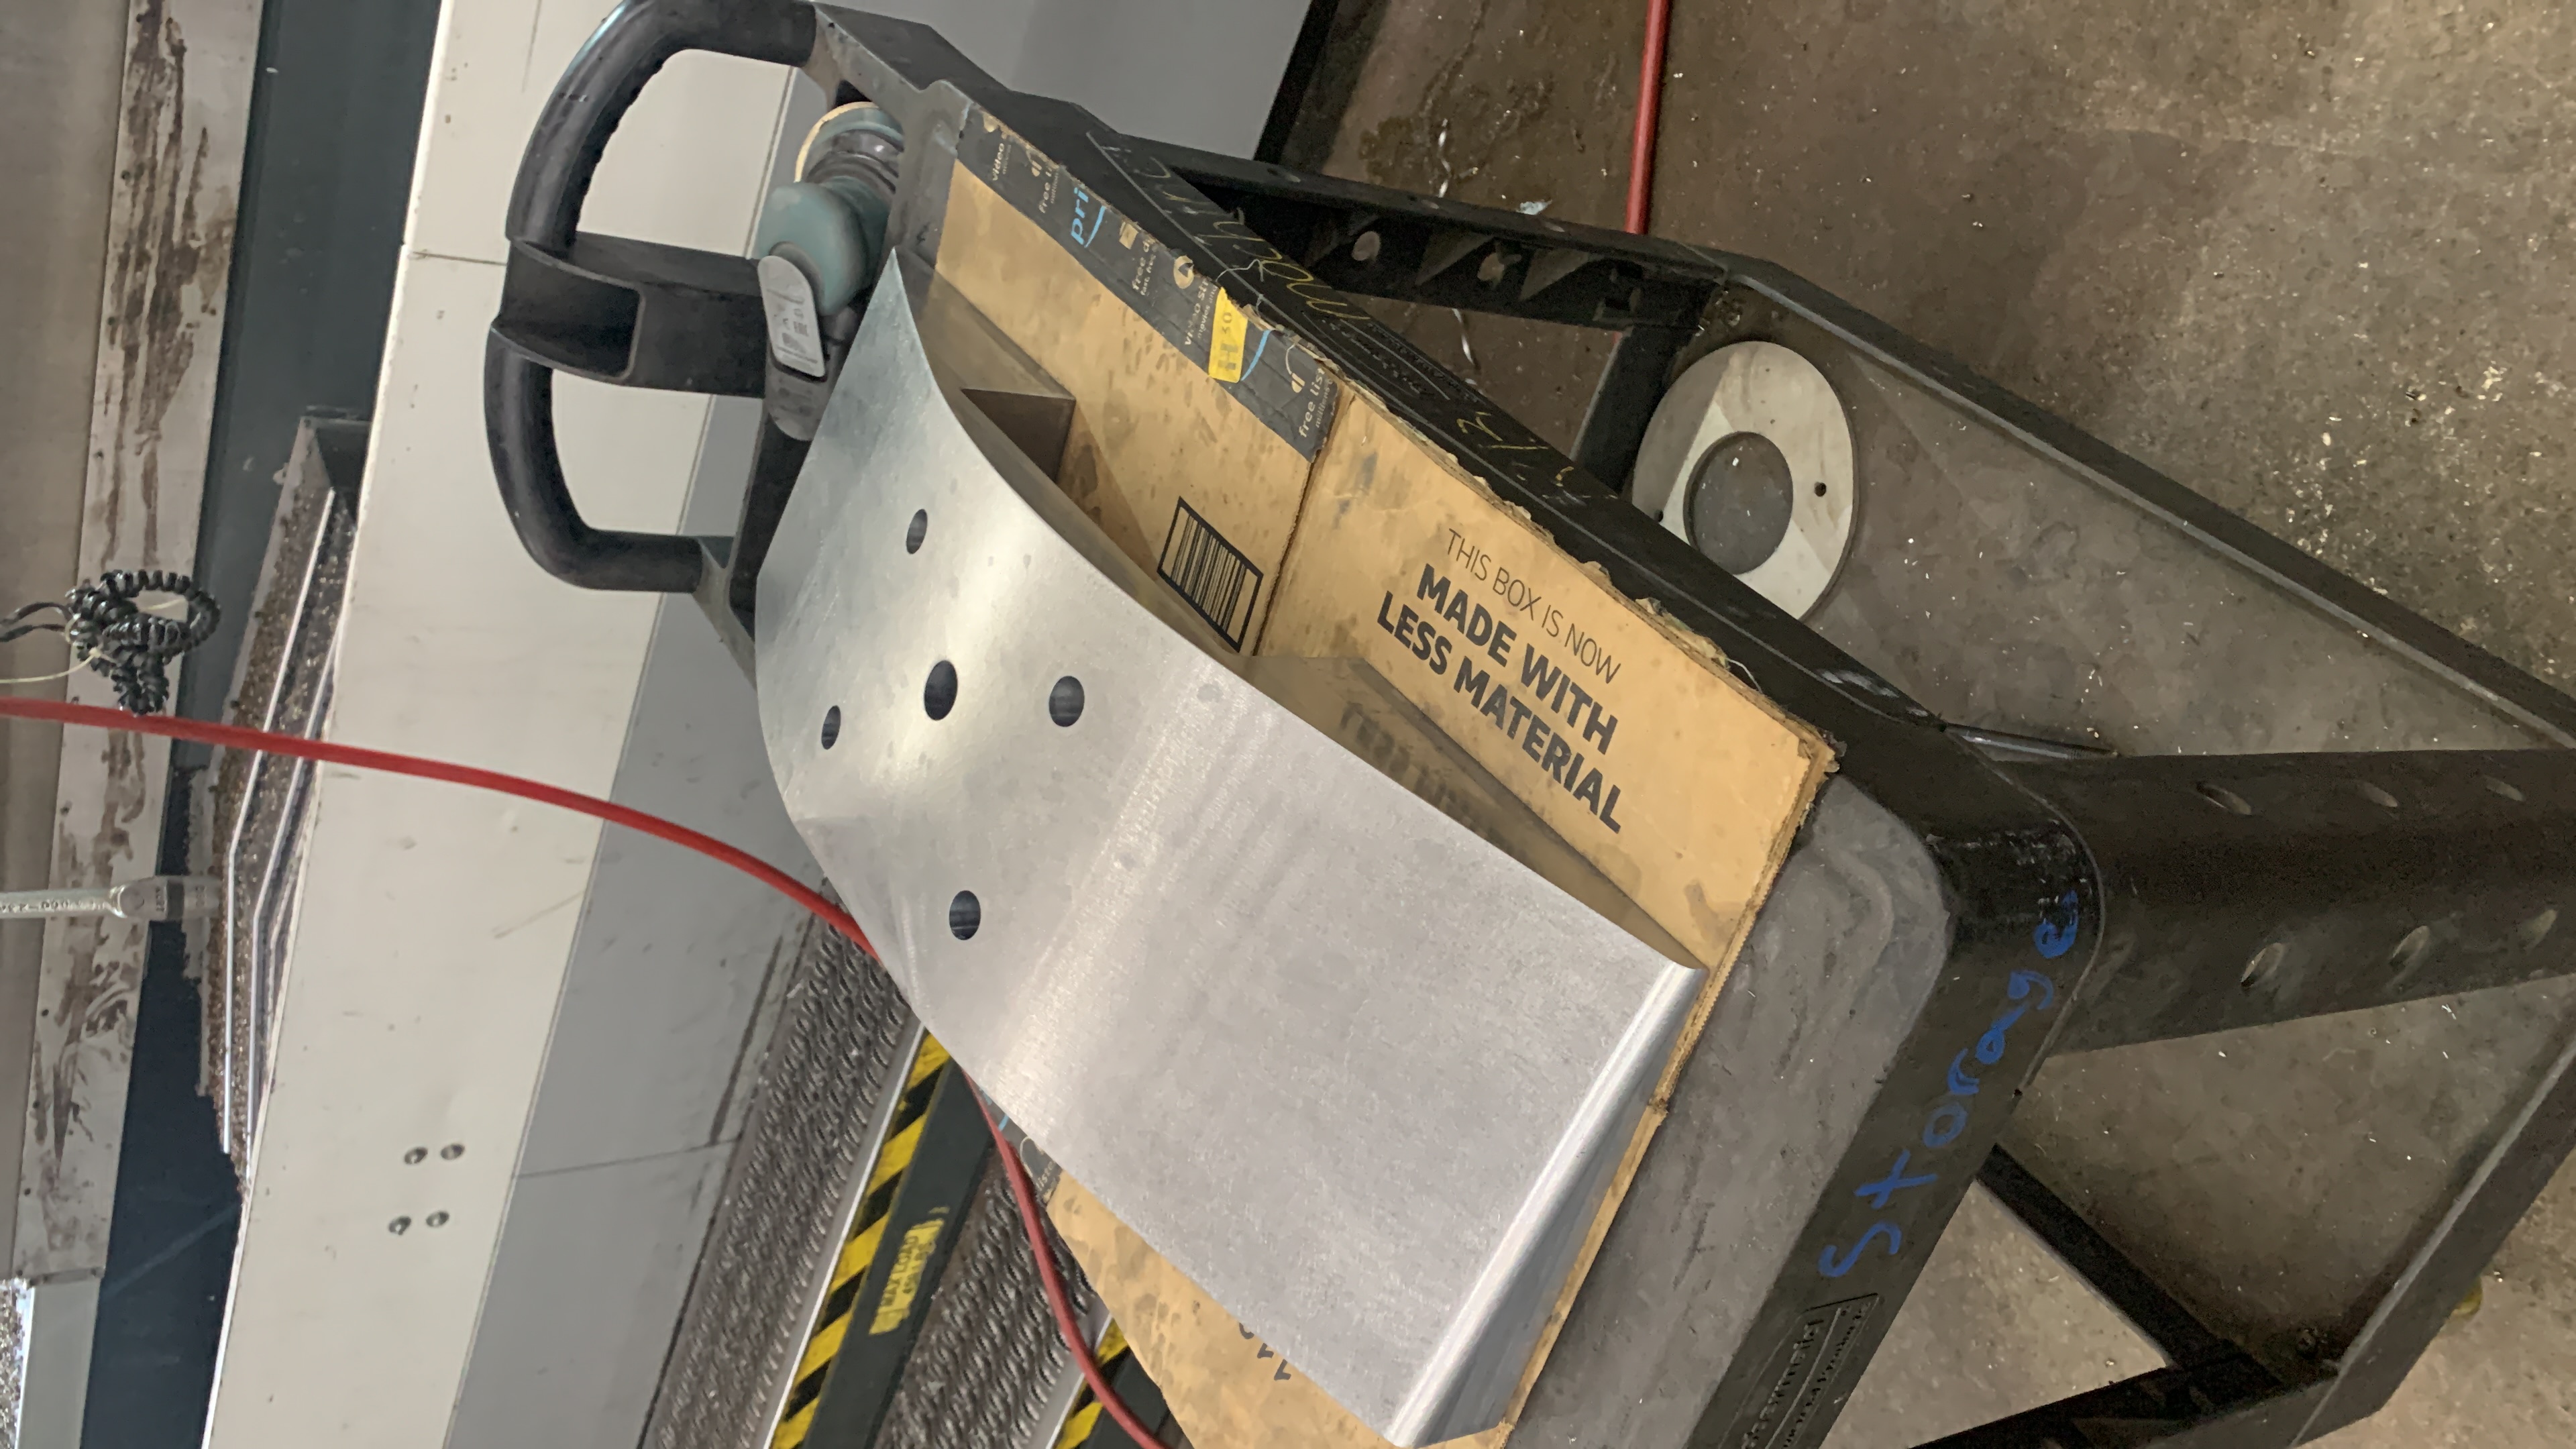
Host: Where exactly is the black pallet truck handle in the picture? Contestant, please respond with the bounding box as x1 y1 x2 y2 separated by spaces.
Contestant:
484 0 814 593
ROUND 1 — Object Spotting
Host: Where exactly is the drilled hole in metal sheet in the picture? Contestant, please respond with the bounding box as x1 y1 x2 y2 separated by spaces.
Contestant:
2198 783 2254 816
2388 926 2433 976
426 1211 451 1228
441 1144 464 1160
1352 230 1381 262
2241 941 2286 989
906 509 928 553
2357 781 2400 809
1477 252 1507 284
924 661 958 720
2518 908 2559 950
1813 482 1829 496
949 890 981 941
402 1147 426 1165
1049 676 1085 727
820 706 842 749
2483 775 2526 802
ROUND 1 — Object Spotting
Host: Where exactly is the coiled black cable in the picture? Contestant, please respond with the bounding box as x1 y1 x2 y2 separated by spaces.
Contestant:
1 570 219 715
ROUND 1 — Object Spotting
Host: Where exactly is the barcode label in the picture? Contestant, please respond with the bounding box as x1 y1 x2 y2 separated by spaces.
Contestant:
1157 498 1263 649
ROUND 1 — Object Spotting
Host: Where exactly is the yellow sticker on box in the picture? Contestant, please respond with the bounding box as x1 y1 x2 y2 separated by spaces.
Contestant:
1208 289 1249 382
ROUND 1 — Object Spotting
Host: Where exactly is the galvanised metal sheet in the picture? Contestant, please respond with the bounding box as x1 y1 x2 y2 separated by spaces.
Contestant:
753 268 1699 1444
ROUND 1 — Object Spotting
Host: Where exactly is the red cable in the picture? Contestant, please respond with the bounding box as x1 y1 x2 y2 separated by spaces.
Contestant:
0 694 1159 1444
0 695 873 958
1626 0 1674 234
977 1094 1172 1448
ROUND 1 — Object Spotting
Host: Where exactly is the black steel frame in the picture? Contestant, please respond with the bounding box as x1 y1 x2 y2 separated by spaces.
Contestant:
481 7 2576 1448
802 1064 994 1449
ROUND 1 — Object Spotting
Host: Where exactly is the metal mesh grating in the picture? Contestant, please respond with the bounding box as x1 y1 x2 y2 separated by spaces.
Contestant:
199 416 362 1179
645 917 914 1449
0 1279 28 1449
875 1160 1091 1449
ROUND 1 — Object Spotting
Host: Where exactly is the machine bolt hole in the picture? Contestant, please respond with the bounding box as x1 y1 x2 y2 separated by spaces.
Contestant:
426 1211 451 1228
1684 432 1796 575
1049 676 1085 727
1813 482 1829 497
403 1147 427 1165
2356 781 2400 809
1477 252 1507 284
949 891 982 941
924 661 958 720
906 509 928 553
1352 230 1381 262
821 706 842 749
441 1144 465 1161
2483 775 2526 802
2241 941 2286 989
2197 783 2254 816
388 1216 412 1236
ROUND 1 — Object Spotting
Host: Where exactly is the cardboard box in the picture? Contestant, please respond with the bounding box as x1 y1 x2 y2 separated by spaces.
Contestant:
934 117 1830 1446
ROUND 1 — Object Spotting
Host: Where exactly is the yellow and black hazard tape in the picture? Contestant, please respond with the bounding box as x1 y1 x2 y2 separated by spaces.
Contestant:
1049 1320 1137 1449
773 1034 952 1449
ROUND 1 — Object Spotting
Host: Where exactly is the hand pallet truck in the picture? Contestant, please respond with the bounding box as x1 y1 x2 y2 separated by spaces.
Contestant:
484 7 2576 1447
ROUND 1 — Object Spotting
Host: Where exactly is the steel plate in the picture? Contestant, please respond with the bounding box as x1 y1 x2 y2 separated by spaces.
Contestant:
1633 340 1857 618
753 266 1699 1444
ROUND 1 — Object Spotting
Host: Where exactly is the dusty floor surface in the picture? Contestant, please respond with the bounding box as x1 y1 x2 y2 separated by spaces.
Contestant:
1293 1 2576 1444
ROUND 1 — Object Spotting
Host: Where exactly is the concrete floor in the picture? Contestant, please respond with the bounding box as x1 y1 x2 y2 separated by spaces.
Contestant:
1297 1 2576 1444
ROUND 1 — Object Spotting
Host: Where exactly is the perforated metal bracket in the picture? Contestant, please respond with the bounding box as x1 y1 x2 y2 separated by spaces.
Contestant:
751 262 1701 1445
